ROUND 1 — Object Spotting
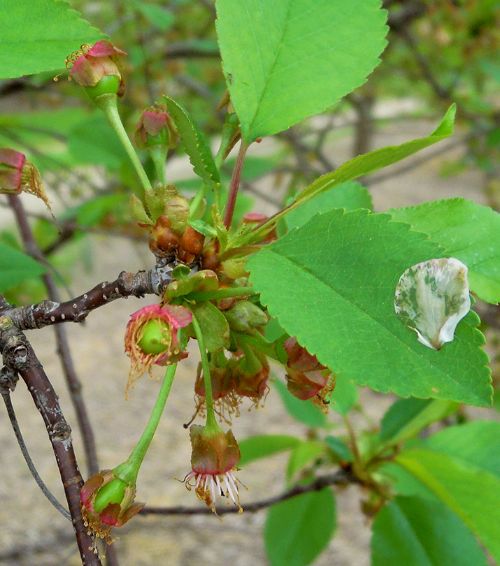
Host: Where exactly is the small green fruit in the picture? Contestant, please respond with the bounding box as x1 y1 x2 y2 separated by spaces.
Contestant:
137 319 170 355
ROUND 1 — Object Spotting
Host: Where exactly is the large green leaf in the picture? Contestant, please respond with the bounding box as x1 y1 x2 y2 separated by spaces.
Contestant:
286 440 326 481
0 0 103 79
0 243 46 291
216 0 387 142
286 181 372 232
239 434 301 467
396 448 500 562
248 209 492 406
371 496 488 566
298 106 455 202
265 488 336 566
423 420 500 476
389 198 500 304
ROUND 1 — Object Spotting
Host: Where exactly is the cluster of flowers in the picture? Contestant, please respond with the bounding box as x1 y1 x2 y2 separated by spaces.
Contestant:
16 40 336 542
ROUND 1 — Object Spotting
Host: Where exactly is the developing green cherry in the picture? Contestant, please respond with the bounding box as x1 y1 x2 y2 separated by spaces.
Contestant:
137 319 170 355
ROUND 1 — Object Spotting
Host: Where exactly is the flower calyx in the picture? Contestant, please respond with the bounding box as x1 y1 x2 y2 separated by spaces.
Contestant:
184 424 242 513
124 303 192 393
135 103 178 150
0 148 51 211
81 469 144 543
67 40 126 102
284 337 335 408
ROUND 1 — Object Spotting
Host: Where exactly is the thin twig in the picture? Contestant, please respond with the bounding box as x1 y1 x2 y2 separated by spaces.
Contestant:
141 468 354 516
5 264 175 331
8 195 99 476
1 391 71 520
224 141 249 228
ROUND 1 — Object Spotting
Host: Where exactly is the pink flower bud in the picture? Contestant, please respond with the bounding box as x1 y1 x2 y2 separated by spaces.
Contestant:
135 104 178 149
0 148 25 194
67 40 126 97
124 303 192 393
81 469 144 542
184 425 241 512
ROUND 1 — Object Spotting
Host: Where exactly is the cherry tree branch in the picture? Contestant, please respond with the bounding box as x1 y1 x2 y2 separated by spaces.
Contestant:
141 468 355 516
0 312 101 566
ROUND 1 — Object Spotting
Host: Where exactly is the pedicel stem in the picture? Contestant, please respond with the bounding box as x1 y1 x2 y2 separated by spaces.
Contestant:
116 363 177 483
97 94 153 194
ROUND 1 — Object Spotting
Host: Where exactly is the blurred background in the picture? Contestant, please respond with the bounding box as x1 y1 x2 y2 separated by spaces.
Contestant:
0 1 498 564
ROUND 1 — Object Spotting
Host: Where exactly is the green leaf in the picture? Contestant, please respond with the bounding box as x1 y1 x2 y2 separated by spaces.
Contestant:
0 243 45 291
216 0 387 142
371 496 488 566
286 181 372 232
389 198 500 304
134 2 175 31
239 434 301 467
325 436 352 462
330 376 358 416
265 489 336 566
191 302 230 352
380 398 458 446
162 96 220 197
0 0 103 79
68 116 128 169
248 209 492 406
423 420 500 476
396 448 500 562
273 379 327 428
286 440 326 481
298 106 455 202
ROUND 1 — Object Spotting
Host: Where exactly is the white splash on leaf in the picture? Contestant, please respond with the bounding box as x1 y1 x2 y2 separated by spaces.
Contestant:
394 258 471 350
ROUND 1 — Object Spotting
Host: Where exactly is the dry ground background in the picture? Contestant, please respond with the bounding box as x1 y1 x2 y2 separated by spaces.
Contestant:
0 104 496 565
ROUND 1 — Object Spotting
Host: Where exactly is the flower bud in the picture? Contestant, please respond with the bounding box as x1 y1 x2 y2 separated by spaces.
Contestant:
184 425 241 512
125 303 192 392
148 215 180 258
224 300 268 333
242 212 277 243
180 225 205 256
0 148 25 194
135 103 177 149
67 40 126 100
81 469 144 542
284 337 334 404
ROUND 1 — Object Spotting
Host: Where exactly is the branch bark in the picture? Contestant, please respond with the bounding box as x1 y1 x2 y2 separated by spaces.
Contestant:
0 313 101 566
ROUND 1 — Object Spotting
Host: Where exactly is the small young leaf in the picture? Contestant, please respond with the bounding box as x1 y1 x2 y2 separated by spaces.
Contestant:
191 302 230 352
265 489 336 566
380 398 458 446
372 496 488 566
394 258 471 350
286 440 326 481
239 434 301 467
0 0 103 79
216 0 388 141
162 96 220 198
330 376 358 416
298 105 455 203
273 379 327 428
0 243 45 291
